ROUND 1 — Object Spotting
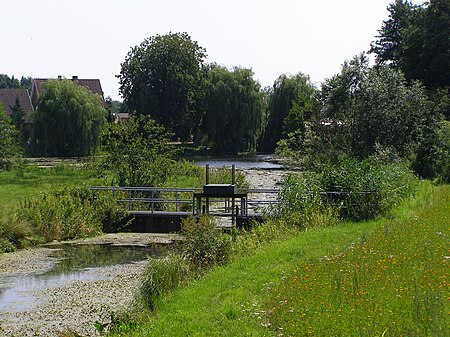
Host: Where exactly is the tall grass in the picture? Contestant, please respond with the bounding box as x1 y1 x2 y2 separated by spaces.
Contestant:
278 159 417 222
0 186 129 251
139 254 191 311
266 184 449 336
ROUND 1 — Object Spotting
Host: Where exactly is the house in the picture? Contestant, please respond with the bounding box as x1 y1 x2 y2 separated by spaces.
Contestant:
0 88 34 124
114 112 130 123
30 75 104 107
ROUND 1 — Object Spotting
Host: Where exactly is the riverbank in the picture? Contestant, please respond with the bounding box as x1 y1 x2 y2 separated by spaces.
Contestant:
0 168 281 336
107 183 447 337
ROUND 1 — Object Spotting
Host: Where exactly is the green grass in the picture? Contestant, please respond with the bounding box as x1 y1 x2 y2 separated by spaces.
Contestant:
109 183 446 336
267 183 449 336
0 165 105 211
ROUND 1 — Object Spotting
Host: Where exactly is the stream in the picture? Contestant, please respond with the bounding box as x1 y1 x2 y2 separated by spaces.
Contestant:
0 158 286 336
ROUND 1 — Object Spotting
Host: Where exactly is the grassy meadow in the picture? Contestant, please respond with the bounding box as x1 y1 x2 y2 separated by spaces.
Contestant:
0 164 104 210
108 182 448 336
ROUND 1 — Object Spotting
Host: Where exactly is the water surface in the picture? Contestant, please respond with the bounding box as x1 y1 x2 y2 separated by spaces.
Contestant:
0 244 160 312
193 154 282 169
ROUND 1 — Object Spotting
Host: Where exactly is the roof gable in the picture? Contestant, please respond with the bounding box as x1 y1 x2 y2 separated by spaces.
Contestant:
31 76 104 106
0 88 34 123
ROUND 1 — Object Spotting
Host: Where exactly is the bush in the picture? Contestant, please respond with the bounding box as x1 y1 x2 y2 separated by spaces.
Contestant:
181 216 232 271
278 158 417 221
0 211 32 252
16 186 129 243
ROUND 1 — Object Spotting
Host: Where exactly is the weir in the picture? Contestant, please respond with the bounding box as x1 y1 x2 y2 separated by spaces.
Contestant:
91 164 280 233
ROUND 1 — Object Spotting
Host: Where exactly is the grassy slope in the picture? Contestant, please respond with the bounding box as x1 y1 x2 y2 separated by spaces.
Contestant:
115 184 444 336
267 183 449 336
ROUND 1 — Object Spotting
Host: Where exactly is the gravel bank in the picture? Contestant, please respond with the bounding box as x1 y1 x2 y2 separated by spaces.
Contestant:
0 234 180 336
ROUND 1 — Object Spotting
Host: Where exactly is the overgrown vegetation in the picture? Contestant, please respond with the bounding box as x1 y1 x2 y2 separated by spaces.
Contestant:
267 184 449 336
105 182 447 337
105 160 420 335
278 158 417 221
0 158 244 252
0 186 129 250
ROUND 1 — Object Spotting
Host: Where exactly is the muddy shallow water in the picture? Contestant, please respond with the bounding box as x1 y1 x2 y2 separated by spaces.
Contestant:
0 169 286 336
0 234 180 336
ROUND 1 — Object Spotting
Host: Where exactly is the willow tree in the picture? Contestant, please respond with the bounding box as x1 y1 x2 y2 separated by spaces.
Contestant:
203 66 264 154
31 79 106 157
259 73 318 152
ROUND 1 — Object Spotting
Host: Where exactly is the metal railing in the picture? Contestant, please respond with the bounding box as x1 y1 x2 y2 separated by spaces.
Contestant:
90 186 281 214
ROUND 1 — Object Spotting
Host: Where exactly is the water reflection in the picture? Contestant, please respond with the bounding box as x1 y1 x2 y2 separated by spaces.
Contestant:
193 154 282 169
47 244 164 274
0 244 163 312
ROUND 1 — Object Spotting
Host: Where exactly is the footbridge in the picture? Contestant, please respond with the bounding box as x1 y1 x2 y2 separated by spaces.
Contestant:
90 185 280 232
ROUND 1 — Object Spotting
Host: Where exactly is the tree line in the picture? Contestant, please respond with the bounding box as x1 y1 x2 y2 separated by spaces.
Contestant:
1 0 448 181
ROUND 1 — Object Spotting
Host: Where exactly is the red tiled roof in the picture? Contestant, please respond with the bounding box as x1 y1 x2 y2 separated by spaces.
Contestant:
31 76 104 106
0 88 34 123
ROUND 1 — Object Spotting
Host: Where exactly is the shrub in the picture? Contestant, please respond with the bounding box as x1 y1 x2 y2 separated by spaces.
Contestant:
0 210 33 252
181 216 232 271
278 159 417 222
16 186 129 243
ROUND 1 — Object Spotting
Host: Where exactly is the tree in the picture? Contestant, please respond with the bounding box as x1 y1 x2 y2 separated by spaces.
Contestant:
259 73 317 152
202 65 264 154
412 90 450 181
101 115 174 186
31 79 106 157
0 74 21 89
118 32 206 141
0 74 32 89
370 0 416 68
0 102 21 169
295 54 432 165
10 96 24 131
9 96 29 148
371 0 450 92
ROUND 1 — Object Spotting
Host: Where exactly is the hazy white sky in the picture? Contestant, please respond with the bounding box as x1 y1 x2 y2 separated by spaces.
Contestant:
1 0 424 101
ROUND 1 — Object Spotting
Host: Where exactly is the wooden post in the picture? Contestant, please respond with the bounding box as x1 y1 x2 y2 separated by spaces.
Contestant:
232 164 236 185
206 164 210 215
232 164 236 226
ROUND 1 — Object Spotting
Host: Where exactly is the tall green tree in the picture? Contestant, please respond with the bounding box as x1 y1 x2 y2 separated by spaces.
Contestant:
371 0 450 92
9 96 29 148
118 32 206 141
260 73 317 152
202 65 264 154
370 0 417 68
0 102 21 169
101 115 174 186
10 96 24 131
31 79 106 157
0 74 32 89
318 54 430 160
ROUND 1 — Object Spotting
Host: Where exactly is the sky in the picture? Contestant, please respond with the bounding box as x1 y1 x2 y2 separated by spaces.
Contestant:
1 0 424 101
